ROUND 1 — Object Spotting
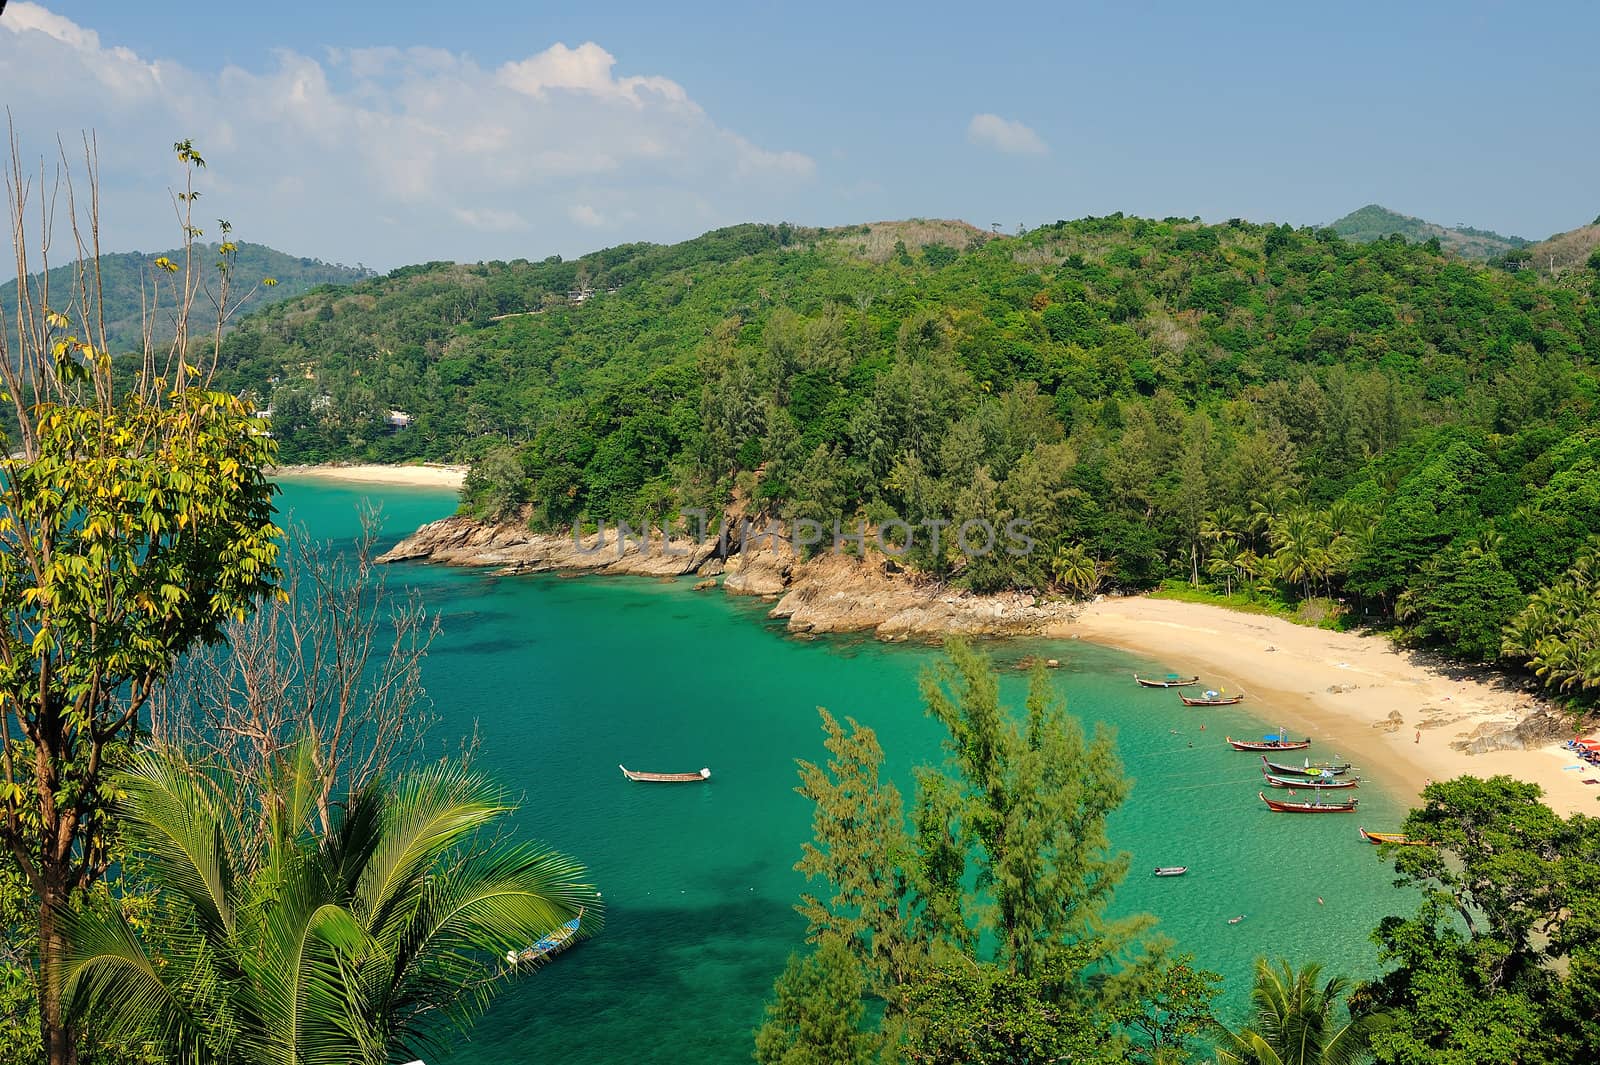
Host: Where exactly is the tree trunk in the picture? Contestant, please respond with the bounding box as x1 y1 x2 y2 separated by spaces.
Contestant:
38 872 77 1065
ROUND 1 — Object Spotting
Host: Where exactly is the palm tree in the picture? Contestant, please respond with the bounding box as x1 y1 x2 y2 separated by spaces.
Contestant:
1215 958 1382 1065
1051 542 1105 598
62 739 600 1065
1206 537 1245 596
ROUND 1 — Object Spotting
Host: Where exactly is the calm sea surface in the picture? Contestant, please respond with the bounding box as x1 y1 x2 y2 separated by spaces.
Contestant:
281 480 1413 1064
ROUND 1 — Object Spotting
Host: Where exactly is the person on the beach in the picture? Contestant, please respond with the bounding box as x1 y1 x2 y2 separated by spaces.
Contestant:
1415 730 1421 744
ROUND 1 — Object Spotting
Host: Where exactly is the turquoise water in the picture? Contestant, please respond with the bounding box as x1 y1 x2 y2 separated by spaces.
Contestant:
281 480 1414 1063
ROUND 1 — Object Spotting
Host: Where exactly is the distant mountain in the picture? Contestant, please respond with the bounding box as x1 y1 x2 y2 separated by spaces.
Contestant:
2 242 371 355
1327 204 1528 260
1514 220 1600 275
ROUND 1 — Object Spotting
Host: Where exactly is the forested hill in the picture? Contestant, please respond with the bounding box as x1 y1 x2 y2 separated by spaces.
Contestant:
1327 204 1528 260
217 214 1600 694
2 241 370 354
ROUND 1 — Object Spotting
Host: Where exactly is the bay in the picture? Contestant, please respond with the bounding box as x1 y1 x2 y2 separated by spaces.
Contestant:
281 479 1412 1064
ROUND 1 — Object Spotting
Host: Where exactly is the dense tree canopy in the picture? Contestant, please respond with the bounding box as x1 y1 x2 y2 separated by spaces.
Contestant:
214 215 1600 698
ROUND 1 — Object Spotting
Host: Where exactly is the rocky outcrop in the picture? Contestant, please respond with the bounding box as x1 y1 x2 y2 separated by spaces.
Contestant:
379 515 1075 640
1452 706 1575 755
376 517 720 577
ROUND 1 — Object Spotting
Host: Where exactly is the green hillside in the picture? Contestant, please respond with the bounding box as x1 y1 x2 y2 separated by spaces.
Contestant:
1328 203 1528 260
2 241 370 355
215 214 1600 696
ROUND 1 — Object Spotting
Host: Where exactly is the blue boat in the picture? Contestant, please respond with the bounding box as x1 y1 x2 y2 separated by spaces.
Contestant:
507 912 583 967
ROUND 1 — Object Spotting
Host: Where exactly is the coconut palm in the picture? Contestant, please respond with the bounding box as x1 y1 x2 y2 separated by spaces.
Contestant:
1051 542 1105 598
1214 958 1382 1065
61 739 600 1065
1206 537 1245 596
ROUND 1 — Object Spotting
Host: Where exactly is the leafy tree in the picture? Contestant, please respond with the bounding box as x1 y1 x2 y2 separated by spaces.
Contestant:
1353 776 1600 1064
754 937 882 1065
763 643 1208 1062
1396 548 1523 661
1216 959 1381 1065
61 738 600 1065
0 139 282 1065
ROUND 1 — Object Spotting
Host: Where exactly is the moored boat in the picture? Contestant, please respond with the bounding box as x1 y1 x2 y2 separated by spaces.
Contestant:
619 765 711 782
1262 756 1353 776
1153 866 1189 877
507 911 583 967
1180 691 1245 706
1259 790 1358 813
1359 827 1430 846
1135 673 1200 688
1263 770 1359 789
1228 734 1311 752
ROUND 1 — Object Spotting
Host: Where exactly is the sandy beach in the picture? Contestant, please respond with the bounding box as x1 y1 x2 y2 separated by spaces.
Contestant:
272 463 468 489
1055 597 1597 818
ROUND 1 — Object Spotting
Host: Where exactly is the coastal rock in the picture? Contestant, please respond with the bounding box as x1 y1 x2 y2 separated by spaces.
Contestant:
1452 707 1574 755
376 516 718 576
378 514 1079 639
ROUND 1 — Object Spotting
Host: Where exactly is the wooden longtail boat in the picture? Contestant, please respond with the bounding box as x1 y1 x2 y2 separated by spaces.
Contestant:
1153 866 1188 877
1359 828 1430 846
1180 692 1245 706
619 765 711 782
1259 790 1358 813
1263 770 1359 789
507 909 584 967
1134 673 1200 688
1228 735 1311 752
1262 756 1353 776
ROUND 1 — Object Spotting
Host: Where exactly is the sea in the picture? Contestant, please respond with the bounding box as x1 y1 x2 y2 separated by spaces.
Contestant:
282 479 1414 1064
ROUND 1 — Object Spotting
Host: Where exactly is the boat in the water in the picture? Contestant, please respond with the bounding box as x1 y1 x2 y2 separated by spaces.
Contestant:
1359 827 1430 846
507 912 582 967
1153 866 1189 877
1259 790 1358 813
1263 770 1359 789
619 765 711 782
1135 673 1200 688
1228 734 1311 752
1180 690 1245 706
1262 756 1353 776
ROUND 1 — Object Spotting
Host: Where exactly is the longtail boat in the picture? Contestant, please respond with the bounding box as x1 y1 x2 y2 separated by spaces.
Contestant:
619 765 711 782
1180 692 1245 707
1359 828 1430 846
1262 770 1359 790
1262 756 1353 776
1152 866 1188 877
1259 790 1358 813
1134 673 1200 688
1228 734 1311 752
507 909 584 967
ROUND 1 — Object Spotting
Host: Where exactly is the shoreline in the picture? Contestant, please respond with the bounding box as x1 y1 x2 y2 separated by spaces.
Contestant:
369 510 1594 818
271 463 468 489
1058 597 1593 818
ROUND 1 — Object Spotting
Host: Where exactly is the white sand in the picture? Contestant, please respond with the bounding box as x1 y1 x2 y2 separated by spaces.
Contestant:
272 463 468 489
1054 596 1596 817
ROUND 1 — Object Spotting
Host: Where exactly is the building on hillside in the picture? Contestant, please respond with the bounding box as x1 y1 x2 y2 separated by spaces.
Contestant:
386 409 414 429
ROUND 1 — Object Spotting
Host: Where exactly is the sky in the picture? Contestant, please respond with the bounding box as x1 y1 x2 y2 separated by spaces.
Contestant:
2 1 1596 270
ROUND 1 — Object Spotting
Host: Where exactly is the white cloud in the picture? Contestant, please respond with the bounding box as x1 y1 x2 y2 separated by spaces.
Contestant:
967 113 1048 156
0 4 816 266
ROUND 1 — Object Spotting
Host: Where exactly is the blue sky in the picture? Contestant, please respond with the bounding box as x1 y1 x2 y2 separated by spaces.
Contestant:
2 1 1595 268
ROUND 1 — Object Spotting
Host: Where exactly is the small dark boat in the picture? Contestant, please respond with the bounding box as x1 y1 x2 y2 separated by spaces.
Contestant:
1228 734 1311 752
1259 790 1358 813
1263 770 1359 789
1359 827 1430 847
1153 866 1188 877
1135 673 1200 688
1180 692 1245 707
619 765 711 782
1262 756 1352 776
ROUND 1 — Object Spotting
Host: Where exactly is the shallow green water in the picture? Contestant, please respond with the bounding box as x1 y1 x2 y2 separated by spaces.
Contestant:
282 480 1414 1064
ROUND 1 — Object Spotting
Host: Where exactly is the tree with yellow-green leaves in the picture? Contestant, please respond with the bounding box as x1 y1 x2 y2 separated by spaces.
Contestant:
0 134 282 1065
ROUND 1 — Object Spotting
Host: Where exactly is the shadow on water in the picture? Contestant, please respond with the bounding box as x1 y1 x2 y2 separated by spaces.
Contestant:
451 896 800 1065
